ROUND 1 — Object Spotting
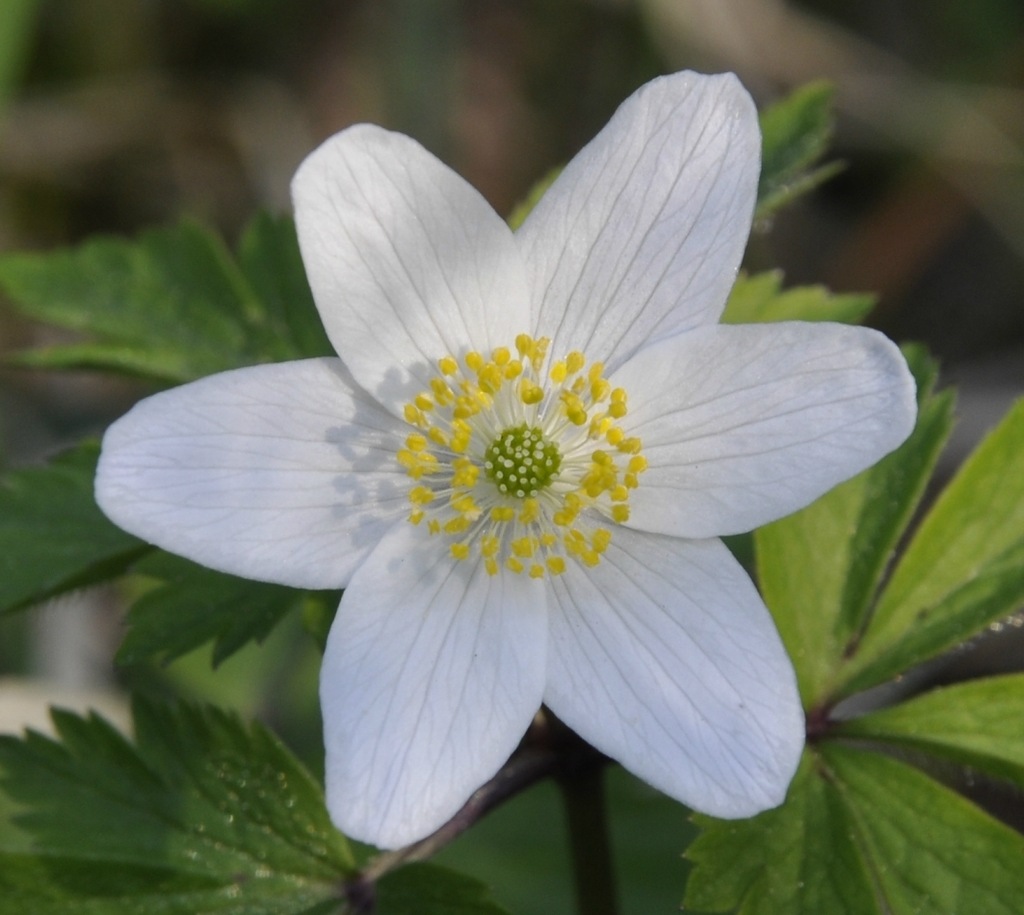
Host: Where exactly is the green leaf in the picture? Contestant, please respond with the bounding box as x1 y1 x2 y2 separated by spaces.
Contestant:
838 398 1024 696
823 744 1024 915
722 270 874 326
0 216 328 383
116 552 327 668
0 700 353 914
685 753 876 915
0 442 147 614
757 81 841 219
506 167 561 231
685 744 1024 914
376 863 511 915
755 346 954 705
836 673 1024 787
235 212 333 361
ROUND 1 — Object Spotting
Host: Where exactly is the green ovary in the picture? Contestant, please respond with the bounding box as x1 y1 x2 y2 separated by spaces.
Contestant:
483 424 562 498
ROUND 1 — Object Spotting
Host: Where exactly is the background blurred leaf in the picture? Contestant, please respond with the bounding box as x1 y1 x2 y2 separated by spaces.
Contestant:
755 345 954 705
0 216 330 384
0 0 38 112
722 269 874 325
756 81 842 220
0 700 354 914
0 442 147 615
837 397 1024 697
376 863 511 915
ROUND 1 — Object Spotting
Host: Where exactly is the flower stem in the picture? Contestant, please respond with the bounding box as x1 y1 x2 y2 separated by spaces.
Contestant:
557 758 620 915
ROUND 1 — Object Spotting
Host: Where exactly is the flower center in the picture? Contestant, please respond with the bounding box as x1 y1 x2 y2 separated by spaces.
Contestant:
396 334 647 579
484 424 561 498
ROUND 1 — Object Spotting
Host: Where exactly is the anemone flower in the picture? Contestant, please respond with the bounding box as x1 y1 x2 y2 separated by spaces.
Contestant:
96 71 916 849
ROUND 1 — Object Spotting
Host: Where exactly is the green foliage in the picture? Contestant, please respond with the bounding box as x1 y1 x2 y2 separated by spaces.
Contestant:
0 214 332 383
757 346 956 705
0 0 38 109
0 700 354 914
686 746 1024 914
0 442 146 614
757 81 842 220
375 863 511 914
117 552 333 668
0 701 511 915
722 270 874 325
837 674 1024 785
838 397 1024 697
685 355 1024 913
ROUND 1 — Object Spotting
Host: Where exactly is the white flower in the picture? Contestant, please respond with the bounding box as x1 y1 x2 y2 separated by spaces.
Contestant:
96 71 916 850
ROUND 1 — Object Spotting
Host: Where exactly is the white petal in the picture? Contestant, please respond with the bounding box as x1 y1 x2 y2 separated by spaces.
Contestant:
321 522 547 848
292 125 532 413
96 359 409 589
517 71 758 371
545 528 803 818
614 323 917 538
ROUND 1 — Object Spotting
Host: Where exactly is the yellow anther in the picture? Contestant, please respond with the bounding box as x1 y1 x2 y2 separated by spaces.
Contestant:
504 359 523 380
592 529 612 553
492 346 510 365
624 472 639 489
491 506 516 522
515 333 533 356
430 378 453 404
485 557 499 576
404 404 426 426
451 494 478 516
428 427 449 447
466 351 484 372
408 510 424 525
506 556 525 574
546 556 566 575
478 363 502 393
519 498 541 524
611 505 630 523
581 549 600 567
444 516 470 534
608 401 627 419
519 378 544 405
591 378 611 401
611 484 629 502
618 437 642 454
451 542 470 561
566 351 585 373
439 355 458 375
481 534 500 558
414 393 434 412
512 537 536 558
451 459 479 488
588 362 605 382
606 426 625 446
540 532 558 547
628 455 648 473
611 388 627 404
529 564 545 579
592 450 613 467
428 519 440 535
550 361 568 384
409 486 434 505
406 433 428 452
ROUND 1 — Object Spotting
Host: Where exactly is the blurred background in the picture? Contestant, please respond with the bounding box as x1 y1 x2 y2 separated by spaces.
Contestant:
0 1 1021 912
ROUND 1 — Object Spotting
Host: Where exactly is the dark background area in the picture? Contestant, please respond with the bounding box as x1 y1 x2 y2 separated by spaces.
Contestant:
0 2 1020 912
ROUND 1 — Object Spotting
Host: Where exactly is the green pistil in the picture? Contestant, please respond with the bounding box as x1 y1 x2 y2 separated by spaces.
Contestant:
484 424 561 498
